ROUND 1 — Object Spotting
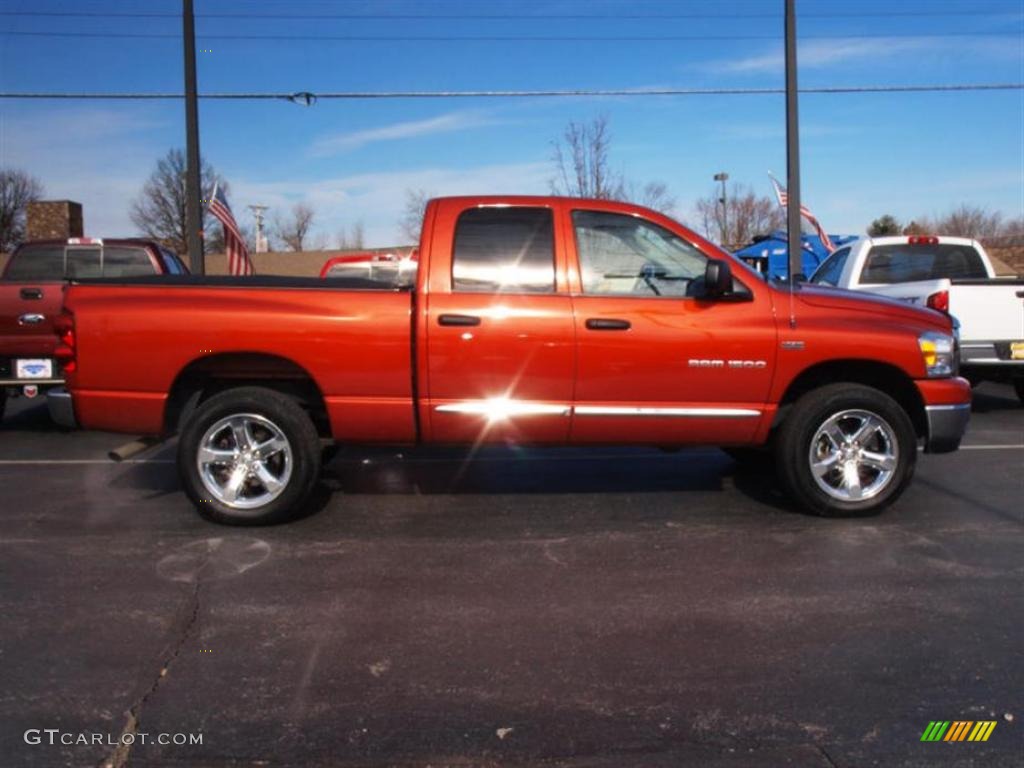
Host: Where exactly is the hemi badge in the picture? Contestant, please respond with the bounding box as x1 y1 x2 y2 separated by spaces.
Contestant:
781 341 805 350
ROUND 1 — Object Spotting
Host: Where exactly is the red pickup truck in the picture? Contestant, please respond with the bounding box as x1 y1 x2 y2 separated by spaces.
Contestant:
0 238 188 421
56 197 970 524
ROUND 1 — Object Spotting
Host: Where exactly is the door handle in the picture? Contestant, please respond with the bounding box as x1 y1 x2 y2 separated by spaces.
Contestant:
20 288 43 300
438 314 481 327
18 314 46 326
585 318 631 331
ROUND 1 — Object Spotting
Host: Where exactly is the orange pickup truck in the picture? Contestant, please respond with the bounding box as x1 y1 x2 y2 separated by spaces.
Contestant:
56 196 970 524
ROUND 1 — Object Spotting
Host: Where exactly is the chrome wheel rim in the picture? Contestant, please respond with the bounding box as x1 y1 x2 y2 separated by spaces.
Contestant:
808 409 899 502
196 413 292 511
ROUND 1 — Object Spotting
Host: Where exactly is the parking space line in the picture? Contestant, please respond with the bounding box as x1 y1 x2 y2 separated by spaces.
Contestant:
1 444 1022 467
959 445 1024 450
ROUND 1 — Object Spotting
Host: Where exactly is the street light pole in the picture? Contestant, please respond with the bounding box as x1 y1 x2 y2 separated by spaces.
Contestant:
784 0 803 284
714 172 729 246
183 0 204 274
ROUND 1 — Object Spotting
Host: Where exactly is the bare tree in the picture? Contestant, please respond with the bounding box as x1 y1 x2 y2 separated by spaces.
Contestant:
337 220 366 250
549 116 675 214
935 204 1004 240
551 115 623 199
399 189 431 244
274 202 316 252
694 183 784 247
129 149 222 260
0 168 44 253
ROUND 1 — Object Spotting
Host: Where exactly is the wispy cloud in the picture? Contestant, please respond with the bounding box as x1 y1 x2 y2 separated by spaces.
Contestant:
0 105 170 236
703 36 1022 75
309 109 497 155
231 161 551 246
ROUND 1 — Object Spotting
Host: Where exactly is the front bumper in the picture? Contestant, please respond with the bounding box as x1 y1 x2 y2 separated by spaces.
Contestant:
46 387 77 429
923 404 970 453
915 377 971 454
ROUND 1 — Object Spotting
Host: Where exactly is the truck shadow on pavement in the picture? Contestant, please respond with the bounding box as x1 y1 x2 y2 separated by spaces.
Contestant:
104 443 796 526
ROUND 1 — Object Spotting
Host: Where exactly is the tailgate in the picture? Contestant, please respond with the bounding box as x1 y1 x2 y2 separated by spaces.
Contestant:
950 281 1024 342
0 282 64 357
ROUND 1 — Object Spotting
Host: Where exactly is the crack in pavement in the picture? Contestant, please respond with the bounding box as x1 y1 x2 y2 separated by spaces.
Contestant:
97 581 202 768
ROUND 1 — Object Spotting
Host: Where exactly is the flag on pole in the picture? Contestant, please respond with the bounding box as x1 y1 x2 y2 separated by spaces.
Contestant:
208 183 255 276
769 174 835 253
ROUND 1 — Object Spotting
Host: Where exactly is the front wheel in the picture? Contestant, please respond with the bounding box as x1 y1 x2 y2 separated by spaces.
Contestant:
775 384 917 517
177 387 321 525
1014 379 1024 405
0 390 6 422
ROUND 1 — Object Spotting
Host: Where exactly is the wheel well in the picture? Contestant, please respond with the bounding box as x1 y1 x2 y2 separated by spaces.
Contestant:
164 353 331 437
775 360 926 437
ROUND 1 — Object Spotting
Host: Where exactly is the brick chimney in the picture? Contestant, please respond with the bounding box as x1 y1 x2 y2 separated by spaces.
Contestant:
26 200 84 241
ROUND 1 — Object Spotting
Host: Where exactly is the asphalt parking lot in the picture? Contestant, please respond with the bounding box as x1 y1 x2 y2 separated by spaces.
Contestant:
1 385 1021 768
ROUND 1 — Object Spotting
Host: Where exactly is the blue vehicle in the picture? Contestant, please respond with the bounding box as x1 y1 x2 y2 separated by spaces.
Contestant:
732 230 858 281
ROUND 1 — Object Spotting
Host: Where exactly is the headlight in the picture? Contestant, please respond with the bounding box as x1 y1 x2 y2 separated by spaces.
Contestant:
919 331 955 377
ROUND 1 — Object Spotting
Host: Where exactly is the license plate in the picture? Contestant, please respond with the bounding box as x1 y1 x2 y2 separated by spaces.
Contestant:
1012 342 1024 361
15 358 53 379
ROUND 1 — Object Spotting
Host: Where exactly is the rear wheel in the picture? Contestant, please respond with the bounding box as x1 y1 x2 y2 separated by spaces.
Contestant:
775 384 917 517
0 389 6 422
1014 379 1024 405
178 387 321 525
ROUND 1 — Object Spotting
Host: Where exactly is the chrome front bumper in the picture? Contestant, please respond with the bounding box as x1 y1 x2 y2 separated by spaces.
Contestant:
923 403 970 454
46 387 77 429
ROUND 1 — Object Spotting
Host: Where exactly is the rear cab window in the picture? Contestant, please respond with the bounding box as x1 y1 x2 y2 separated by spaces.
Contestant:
451 207 555 293
859 243 988 284
1 243 158 280
2 245 65 280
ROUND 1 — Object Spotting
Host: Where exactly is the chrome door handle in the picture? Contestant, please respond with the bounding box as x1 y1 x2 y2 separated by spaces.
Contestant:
18 313 46 326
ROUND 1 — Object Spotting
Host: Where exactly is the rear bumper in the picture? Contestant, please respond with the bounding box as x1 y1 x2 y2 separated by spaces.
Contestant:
46 387 77 429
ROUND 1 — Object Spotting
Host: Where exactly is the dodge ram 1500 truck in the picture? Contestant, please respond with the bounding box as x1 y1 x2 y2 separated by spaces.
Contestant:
0 237 188 421
55 197 970 524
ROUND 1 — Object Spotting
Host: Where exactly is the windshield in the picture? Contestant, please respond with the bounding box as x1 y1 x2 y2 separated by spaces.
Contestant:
860 243 987 284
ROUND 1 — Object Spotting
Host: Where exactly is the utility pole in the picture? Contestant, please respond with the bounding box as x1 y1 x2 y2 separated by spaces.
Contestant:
784 0 803 284
248 205 269 253
183 0 204 274
714 172 729 246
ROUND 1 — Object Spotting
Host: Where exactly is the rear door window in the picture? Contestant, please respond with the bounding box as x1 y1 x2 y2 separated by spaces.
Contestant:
452 207 555 293
860 244 988 284
2 245 65 280
810 247 851 286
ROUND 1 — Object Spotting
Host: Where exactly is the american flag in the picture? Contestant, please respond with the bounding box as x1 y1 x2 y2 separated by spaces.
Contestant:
769 174 836 253
208 183 255 276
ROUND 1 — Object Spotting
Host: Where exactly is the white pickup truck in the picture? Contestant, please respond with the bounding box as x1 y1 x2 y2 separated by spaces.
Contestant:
809 235 1024 401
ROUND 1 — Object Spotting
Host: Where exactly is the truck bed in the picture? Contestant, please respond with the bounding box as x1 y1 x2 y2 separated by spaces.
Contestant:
63 276 417 440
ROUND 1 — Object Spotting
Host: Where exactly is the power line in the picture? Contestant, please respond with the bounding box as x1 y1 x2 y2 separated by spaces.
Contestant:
1 84 1021 101
0 30 1019 41
0 9 1021 19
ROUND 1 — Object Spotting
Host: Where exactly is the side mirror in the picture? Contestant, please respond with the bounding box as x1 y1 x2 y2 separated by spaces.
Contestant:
701 259 733 299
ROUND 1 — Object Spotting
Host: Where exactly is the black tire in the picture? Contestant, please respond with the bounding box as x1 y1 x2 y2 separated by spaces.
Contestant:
1014 379 1024 406
177 386 321 525
775 383 917 517
0 390 6 422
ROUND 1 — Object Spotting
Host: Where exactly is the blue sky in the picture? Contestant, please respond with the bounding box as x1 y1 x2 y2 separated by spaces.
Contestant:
1 0 1022 247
